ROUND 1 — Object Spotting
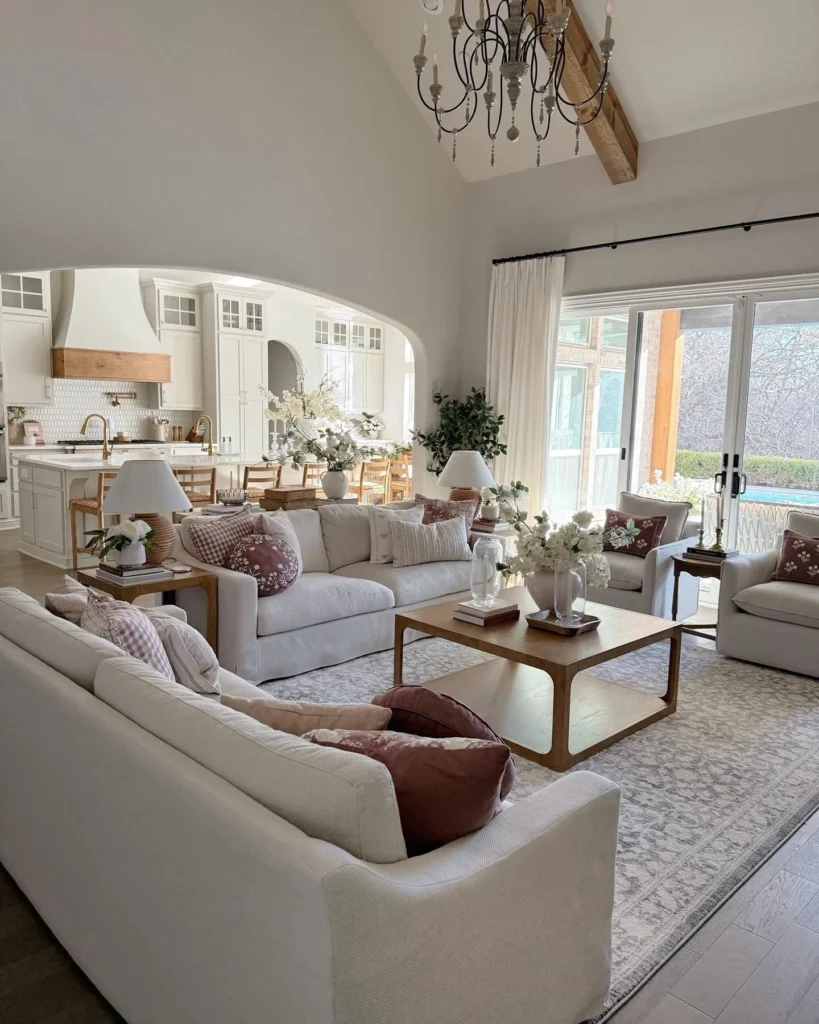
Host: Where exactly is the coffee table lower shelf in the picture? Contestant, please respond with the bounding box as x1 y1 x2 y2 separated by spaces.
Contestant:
427 658 675 770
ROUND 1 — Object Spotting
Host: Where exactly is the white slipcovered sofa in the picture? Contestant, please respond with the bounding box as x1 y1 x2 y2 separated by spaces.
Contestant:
173 503 474 682
717 510 819 677
0 586 621 1024
589 492 699 620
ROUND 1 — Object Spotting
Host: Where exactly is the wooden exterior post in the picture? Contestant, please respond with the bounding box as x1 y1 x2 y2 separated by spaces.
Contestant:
649 309 684 484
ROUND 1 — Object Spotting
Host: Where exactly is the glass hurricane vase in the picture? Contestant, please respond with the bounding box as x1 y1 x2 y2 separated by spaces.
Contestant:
553 564 586 625
470 536 504 609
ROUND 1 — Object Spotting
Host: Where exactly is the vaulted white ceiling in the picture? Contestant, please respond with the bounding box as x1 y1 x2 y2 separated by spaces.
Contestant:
344 0 819 182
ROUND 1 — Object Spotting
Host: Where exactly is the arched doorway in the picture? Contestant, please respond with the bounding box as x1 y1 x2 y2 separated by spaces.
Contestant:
266 339 302 448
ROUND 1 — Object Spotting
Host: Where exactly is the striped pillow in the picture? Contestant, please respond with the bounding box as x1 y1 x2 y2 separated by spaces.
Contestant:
389 516 471 569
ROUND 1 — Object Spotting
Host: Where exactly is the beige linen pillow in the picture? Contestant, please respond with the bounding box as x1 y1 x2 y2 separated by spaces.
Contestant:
221 693 391 735
253 511 303 575
389 516 471 569
149 614 221 694
368 504 425 563
45 575 105 624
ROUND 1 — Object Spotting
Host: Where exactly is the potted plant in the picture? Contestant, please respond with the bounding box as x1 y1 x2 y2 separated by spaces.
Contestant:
479 486 500 522
86 519 155 567
490 482 639 618
351 412 384 440
278 428 377 499
412 388 506 475
6 406 26 445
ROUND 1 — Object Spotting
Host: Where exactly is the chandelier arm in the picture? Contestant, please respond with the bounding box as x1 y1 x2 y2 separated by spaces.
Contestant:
452 34 472 90
416 75 471 118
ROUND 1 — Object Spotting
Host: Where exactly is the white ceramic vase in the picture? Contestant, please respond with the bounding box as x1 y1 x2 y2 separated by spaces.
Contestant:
115 540 147 567
526 570 557 612
321 470 349 500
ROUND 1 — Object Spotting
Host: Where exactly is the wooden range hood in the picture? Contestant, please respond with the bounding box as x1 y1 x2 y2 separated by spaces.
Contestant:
51 347 170 383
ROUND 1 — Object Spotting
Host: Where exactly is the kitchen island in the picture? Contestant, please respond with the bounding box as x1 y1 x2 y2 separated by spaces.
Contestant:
16 451 246 568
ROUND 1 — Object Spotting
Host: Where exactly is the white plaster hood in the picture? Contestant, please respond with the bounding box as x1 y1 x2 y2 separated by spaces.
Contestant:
53 268 161 352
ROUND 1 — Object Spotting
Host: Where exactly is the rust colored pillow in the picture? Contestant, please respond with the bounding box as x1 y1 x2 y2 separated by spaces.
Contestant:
372 685 515 799
304 729 509 848
603 509 667 558
227 534 299 596
414 494 480 532
221 693 392 734
772 530 819 584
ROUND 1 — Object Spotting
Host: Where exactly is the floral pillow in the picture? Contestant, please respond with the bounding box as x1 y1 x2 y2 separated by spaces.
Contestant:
603 509 666 558
414 494 480 532
228 534 299 597
772 530 819 585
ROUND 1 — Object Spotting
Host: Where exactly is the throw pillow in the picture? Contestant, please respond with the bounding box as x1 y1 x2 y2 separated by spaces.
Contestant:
45 575 105 624
616 492 690 544
304 729 509 848
221 694 391 734
150 616 221 694
253 511 303 575
389 517 471 569
372 685 515 799
183 506 255 567
603 509 667 558
772 530 819 584
414 494 480 532
81 591 174 680
368 504 425 564
227 534 299 597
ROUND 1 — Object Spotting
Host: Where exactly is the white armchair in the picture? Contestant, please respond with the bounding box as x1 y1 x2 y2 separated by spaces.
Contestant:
590 492 698 621
717 510 819 676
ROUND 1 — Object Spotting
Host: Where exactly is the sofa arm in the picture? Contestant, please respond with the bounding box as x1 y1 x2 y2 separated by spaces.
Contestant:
719 549 778 613
170 534 260 680
642 536 693 617
323 771 620 1024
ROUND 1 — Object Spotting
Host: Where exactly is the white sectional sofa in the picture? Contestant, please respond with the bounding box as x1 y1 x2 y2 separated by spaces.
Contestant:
173 503 474 682
0 586 621 1024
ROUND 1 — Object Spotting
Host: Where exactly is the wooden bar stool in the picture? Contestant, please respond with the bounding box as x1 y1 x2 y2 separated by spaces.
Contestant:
387 454 413 502
242 464 282 501
69 471 121 569
172 467 217 520
302 462 327 497
356 459 391 504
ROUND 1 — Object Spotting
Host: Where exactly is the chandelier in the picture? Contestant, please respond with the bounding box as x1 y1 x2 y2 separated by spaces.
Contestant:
413 0 615 167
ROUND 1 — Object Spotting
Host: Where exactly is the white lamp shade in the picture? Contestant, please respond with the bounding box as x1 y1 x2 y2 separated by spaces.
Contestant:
438 451 496 489
102 459 193 514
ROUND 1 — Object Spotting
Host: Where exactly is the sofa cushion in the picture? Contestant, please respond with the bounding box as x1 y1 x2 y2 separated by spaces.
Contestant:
318 504 372 571
221 693 392 734
94 657 407 862
281 509 329 574
256 572 394 637
0 587 123 692
733 581 819 629
228 535 300 596
604 552 645 591
785 510 819 541
617 491 690 544
334 559 472 607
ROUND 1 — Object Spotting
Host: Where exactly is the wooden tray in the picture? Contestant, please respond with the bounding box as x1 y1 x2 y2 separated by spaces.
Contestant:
525 610 601 637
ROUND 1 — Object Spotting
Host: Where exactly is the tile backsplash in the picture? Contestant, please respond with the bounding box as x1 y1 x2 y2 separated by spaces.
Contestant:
15 379 198 442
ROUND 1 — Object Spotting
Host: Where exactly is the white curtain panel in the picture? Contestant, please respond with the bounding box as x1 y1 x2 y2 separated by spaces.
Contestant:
486 255 565 515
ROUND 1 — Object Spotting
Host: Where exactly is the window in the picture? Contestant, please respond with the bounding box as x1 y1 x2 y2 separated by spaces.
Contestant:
558 315 590 346
221 298 240 330
368 326 383 351
351 323 367 349
163 294 196 327
246 301 263 332
550 366 586 451
1 273 44 312
602 315 627 349
596 369 625 449
315 318 329 346
333 322 348 347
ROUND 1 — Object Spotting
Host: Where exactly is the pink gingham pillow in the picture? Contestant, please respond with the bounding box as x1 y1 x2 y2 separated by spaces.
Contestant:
81 591 174 680
183 506 255 566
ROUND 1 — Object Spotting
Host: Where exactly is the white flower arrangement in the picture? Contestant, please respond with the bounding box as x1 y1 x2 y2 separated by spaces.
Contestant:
489 481 640 589
278 427 376 473
639 469 709 508
85 518 154 558
262 373 344 425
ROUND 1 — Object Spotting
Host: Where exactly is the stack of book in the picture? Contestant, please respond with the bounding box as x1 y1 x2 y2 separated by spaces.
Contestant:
471 518 507 534
684 546 740 561
96 563 174 585
453 600 520 627
260 485 318 512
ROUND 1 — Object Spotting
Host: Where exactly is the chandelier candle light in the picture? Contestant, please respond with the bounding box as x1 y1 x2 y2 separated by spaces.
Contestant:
413 0 615 166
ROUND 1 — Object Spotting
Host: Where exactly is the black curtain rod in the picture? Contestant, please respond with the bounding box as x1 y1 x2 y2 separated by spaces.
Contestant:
492 211 819 265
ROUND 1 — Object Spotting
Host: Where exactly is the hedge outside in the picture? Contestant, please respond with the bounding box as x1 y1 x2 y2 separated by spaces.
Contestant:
676 450 819 489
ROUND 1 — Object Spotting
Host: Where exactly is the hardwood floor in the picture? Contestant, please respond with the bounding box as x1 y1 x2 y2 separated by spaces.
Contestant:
2 527 819 1023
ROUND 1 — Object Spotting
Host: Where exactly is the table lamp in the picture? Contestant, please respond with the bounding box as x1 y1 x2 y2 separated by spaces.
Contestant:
103 459 193 564
438 451 496 503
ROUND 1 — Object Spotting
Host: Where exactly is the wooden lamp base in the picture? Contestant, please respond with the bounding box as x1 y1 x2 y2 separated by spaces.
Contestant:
137 512 176 565
448 487 481 504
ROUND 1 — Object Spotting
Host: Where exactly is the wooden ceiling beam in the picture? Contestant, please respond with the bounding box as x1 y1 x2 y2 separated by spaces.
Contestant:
527 0 638 184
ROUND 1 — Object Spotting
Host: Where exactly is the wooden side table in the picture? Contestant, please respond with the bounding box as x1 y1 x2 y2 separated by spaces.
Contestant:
671 554 722 640
77 566 219 652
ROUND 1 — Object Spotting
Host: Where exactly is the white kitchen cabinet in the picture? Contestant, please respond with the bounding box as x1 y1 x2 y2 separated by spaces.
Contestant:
33 486 66 554
0 485 11 523
314 313 384 416
364 352 384 412
18 484 35 546
218 334 244 449
142 280 204 411
218 292 266 336
241 337 268 461
2 313 54 406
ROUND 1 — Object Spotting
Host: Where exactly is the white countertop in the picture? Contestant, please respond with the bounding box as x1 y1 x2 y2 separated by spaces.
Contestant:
16 452 246 471
10 442 205 451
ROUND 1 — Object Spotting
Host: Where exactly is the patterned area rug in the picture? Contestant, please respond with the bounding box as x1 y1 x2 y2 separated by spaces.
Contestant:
261 638 819 1017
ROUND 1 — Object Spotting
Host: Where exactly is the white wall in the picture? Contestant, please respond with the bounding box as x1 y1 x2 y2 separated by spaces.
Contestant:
0 0 464 489
459 102 819 386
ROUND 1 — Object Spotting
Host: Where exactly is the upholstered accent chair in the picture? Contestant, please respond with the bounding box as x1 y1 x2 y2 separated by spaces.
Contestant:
717 510 819 677
590 492 698 620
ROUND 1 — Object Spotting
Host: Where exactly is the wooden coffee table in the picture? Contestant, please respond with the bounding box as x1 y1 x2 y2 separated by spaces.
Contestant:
394 586 681 772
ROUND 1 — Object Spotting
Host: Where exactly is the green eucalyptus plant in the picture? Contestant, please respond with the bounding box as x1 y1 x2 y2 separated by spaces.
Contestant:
411 387 506 475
